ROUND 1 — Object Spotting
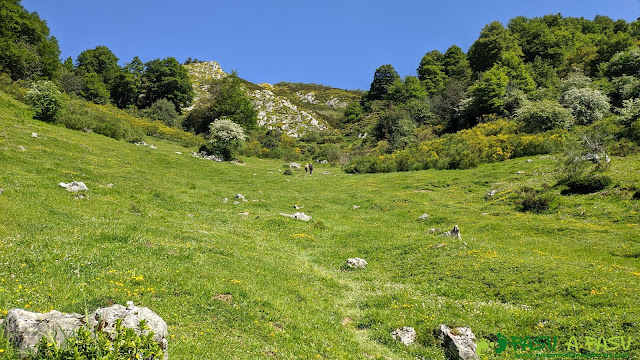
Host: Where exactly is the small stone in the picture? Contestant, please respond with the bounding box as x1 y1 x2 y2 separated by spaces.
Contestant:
485 190 496 199
442 225 461 240
391 326 416 346
59 181 89 192
17 145 26 152
222 197 229 203
525 159 533 163
436 324 478 360
238 212 249 216
233 201 240 205
235 194 246 201
0 188 4 196
346 257 367 269
175 151 183 155
213 294 233 304
149 144 157 149
293 205 304 209
516 171 525 175
419 213 430 220
352 205 360 209
31 132 38 138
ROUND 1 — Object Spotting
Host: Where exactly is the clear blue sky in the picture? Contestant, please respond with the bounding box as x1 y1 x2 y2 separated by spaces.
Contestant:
21 0 640 90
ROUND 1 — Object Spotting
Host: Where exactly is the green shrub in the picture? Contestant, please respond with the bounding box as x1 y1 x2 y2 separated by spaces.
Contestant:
515 186 557 213
562 174 612 195
27 319 164 360
24 80 63 122
516 99 574 132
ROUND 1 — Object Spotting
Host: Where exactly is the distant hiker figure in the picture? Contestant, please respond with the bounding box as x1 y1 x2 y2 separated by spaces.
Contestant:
309 163 314 175
305 163 309 174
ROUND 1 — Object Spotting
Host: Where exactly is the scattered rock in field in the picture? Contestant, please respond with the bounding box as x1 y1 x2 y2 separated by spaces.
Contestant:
319 160 328 165
3 308 85 352
4 303 168 358
83 127 92 133
293 205 304 209
280 212 312 221
323 171 331 175
106 183 114 188
525 159 533 163
31 132 38 138
149 144 158 149
581 152 610 164
238 212 249 216
429 228 440 233
538 155 550 159
288 162 301 169
485 190 496 199
231 160 246 166
442 225 461 239
481 213 488 216
90 301 168 357
74 194 85 200
213 294 233 304
352 205 360 209
346 257 367 269
222 197 228 203
59 181 89 192
341 317 354 326
233 201 240 205
432 243 445 248
235 194 247 201
391 326 416 346
135 141 148 147
285 179 290 182
419 213 430 220
0 188 3 196
192 151 223 162
516 171 524 175
17 145 26 151
175 151 182 155
435 324 478 360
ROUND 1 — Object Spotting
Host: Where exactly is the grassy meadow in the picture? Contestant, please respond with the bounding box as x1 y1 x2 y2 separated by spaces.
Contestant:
0 90 639 359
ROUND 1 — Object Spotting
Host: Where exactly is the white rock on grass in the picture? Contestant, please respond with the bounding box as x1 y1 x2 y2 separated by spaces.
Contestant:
31 132 38 138
59 181 88 192
4 302 168 359
436 324 479 360
442 225 461 240
280 212 312 221
346 257 367 269
391 326 417 346
418 213 430 220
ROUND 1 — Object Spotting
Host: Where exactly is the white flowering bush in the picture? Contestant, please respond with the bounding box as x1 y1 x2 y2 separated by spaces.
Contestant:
24 80 63 122
516 99 574 132
204 118 247 160
560 87 610 125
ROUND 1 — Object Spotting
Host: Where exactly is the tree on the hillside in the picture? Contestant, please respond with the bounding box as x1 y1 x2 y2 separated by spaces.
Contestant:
500 51 536 93
462 64 510 128
386 76 427 104
183 72 256 134
141 98 180 127
468 21 522 73
203 118 247 160
80 72 110 105
140 57 193 111
362 64 400 104
110 56 145 109
417 50 446 95
560 87 610 125
372 106 416 152
0 0 60 80
443 45 472 83
25 80 63 122
76 46 120 88
516 99 574 132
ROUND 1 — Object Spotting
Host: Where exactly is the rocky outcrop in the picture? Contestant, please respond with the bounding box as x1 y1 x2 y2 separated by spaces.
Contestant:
436 324 478 360
248 89 328 137
59 181 88 192
391 326 416 346
3 302 168 358
280 212 312 221
346 258 367 269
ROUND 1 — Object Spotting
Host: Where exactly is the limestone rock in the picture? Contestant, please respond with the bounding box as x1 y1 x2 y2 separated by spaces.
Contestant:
235 194 246 201
3 308 84 352
192 151 223 162
325 98 347 108
436 324 478 360
346 257 367 269
485 190 496 199
31 132 38 138
391 326 416 346
59 181 88 192
280 212 312 221
288 162 301 169
419 213 430 220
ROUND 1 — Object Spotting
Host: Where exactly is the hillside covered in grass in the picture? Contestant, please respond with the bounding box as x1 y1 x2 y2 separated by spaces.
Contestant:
1 90 640 359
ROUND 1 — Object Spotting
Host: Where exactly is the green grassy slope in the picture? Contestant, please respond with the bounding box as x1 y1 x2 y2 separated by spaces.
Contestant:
1 90 639 359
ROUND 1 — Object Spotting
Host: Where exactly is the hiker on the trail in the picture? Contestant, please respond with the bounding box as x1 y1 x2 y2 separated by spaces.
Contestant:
309 162 314 175
305 163 309 173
